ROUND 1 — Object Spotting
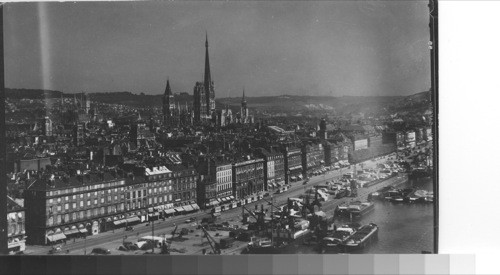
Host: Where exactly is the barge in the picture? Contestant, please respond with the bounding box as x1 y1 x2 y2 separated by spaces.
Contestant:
347 201 375 218
339 223 378 252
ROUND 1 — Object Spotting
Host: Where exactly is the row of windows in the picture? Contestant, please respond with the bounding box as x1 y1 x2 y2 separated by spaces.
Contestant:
217 183 231 192
216 170 231 177
48 187 124 205
47 204 125 226
48 195 124 214
46 180 124 197
217 176 231 184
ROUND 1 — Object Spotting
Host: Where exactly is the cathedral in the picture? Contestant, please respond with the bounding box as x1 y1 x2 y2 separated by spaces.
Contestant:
161 33 253 128
193 33 216 123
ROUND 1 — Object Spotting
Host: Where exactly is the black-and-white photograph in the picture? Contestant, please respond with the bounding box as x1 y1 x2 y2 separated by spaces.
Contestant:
2 0 436 257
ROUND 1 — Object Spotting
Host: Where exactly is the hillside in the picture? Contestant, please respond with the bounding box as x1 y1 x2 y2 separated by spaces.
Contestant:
6 88 431 113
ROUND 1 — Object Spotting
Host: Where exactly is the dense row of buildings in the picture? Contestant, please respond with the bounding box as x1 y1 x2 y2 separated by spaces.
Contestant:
4 34 433 249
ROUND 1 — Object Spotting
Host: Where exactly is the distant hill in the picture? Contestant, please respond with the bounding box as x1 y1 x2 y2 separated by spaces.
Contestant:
6 88 430 112
6 88 63 99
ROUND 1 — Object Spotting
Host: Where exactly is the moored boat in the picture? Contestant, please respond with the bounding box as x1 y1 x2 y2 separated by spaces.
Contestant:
347 201 375 218
339 223 378 252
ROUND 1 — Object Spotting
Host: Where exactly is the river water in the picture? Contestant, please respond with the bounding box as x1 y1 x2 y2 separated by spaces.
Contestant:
295 177 435 254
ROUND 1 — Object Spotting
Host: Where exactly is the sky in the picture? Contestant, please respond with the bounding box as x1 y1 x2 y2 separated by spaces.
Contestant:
4 1 431 97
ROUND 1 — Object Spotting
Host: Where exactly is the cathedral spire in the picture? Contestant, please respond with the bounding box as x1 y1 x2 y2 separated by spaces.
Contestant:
165 77 172 95
204 32 211 89
242 88 246 103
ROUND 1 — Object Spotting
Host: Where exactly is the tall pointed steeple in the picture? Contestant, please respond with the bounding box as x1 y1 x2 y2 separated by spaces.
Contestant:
165 77 172 95
204 31 211 88
242 88 246 103
163 77 174 126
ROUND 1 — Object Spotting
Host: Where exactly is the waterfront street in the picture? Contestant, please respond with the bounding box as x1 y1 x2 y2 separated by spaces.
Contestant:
24 152 411 255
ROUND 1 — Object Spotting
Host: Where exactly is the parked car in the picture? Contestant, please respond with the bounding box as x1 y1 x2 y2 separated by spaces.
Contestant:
48 246 62 254
125 226 134 231
91 247 111 255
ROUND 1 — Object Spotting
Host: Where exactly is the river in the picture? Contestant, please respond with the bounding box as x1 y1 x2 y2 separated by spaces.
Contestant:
295 176 435 254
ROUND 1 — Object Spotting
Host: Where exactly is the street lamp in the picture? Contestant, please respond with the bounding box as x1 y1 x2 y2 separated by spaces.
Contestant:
83 235 87 255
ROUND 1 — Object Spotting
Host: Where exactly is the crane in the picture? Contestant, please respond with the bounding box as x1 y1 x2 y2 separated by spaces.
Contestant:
200 226 221 255
241 205 267 230
159 225 179 254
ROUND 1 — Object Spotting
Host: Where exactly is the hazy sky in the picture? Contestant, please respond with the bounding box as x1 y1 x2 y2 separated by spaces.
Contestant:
4 1 431 97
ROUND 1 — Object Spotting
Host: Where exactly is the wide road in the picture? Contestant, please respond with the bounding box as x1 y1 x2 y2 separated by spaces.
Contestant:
25 152 409 255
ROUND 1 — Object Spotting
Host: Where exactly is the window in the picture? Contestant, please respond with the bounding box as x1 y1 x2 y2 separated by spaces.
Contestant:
72 202 76 209
57 205 61 211
56 215 61 224
79 201 83 207
80 194 83 199
108 196 111 202
114 195 117 201
87 200 91 206
94 199 97 205
65 196 68 201
64 214 69 223
64 203 69 210
79 211 84 219
148 198 152 204
72 195 76 200
49 199 53 204
87 209 91 217
72 212 76 220
101 198 104 203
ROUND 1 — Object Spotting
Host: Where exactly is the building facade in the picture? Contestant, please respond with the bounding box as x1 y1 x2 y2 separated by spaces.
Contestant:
7 197 25 253
232 158 265 200
24 166 199 245
284 146 303 184
302 142 325 177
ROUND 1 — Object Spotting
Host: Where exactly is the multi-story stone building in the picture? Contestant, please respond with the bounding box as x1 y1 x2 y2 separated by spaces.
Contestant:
215 162 233 200
258 148 285 191
284 146 303 184
24 172 130 245
24 166 199 245
302 142 325 177
7 197 25 253
232 158 265 200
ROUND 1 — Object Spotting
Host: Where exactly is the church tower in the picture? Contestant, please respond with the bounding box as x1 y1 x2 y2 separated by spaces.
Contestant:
163 78 175 125
241 88 248 124
204 32 215 116
194 33 216 123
